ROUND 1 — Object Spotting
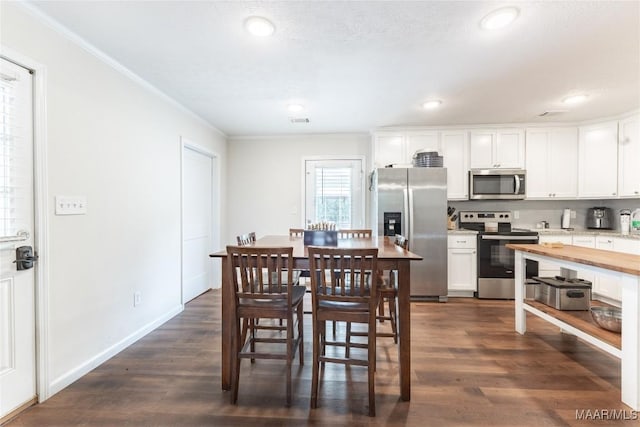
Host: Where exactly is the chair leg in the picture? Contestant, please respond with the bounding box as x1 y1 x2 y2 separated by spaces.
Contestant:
311 318 320 409
345 322 351 358
297 303 304 365
250 319 256 363
389 295 398 344
231 322 242 404
368 316 376 417
286 313 293 407
378 296 385 322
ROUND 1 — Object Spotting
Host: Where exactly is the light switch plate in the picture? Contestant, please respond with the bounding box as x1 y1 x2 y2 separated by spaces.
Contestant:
55 196 87 215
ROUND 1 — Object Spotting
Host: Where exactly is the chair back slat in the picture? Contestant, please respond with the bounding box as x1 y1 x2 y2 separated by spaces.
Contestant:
309 247 378 306
227 246 294 305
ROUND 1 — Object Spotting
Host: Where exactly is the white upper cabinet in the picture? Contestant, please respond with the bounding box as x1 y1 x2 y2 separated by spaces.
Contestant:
525 127 578 199
373 131 442 168
578 121 619 198
441 131 469 200
469 129 524 169
618 114 640 198
405 131 440 161
373 134 405 168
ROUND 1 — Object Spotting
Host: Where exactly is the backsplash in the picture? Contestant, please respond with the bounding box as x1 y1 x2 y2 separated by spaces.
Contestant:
450 198 640 231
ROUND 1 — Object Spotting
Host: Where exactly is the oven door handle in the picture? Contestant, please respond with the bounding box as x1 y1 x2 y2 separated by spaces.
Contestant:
481 235 538 241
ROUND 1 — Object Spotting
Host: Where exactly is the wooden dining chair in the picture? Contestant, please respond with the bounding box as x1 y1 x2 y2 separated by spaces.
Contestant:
289 228 304 237
308 246 378 417
347 234 407 347
236 232 256 246
338 229 372 239
227 245 305 406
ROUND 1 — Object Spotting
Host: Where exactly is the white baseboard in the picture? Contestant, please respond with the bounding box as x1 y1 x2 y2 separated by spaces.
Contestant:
47 304 184 397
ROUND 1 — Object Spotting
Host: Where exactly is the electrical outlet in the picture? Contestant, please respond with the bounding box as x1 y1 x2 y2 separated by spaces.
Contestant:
513 210 519 219
134 292 141 307
570 210 576 219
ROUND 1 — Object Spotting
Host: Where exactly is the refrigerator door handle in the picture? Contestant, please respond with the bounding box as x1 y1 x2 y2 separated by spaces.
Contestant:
407 188 413 241
403 188 409 238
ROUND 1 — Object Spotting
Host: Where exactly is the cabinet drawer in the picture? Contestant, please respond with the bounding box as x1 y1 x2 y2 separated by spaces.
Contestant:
572 236 595 247
448 235 476 248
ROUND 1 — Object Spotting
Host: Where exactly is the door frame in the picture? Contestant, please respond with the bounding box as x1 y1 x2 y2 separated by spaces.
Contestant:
180 137 221 302
301 155 367 229
1 47 51 402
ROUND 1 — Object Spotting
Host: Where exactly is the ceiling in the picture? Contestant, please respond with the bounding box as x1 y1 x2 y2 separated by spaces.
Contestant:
28 1 640 136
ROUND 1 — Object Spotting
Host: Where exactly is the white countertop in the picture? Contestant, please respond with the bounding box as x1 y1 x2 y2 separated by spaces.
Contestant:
534 228 640 240
447 229 478 235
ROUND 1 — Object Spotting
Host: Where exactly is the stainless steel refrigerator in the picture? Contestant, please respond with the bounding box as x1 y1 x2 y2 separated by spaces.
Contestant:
372 168 448 300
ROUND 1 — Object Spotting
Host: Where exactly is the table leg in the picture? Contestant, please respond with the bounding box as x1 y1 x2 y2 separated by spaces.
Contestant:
514 251 527 335
621 274 640 411
221 256 232 391
397 260 411 401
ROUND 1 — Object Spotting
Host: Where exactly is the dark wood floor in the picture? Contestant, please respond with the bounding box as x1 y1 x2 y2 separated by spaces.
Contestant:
7 290 635 426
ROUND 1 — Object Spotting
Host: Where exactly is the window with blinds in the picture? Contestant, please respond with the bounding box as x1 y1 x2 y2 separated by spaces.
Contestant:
0 60 32 240
304 159 364 229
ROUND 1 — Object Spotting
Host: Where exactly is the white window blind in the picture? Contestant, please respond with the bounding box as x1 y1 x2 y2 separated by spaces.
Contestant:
304 159 364 229
313 166 352 229
0 63 31 239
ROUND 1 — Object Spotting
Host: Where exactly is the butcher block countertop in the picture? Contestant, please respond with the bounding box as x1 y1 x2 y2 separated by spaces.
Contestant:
506 243 640 276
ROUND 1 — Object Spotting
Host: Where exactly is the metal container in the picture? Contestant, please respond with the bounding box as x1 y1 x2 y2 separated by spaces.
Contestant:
590 306 622 333
533 277 591 311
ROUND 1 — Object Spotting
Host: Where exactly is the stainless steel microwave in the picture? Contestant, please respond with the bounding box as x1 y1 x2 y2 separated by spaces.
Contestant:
469 169 526 200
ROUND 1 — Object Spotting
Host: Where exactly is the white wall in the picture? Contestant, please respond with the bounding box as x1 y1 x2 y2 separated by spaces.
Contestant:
226 134 370 243
1 3 227 396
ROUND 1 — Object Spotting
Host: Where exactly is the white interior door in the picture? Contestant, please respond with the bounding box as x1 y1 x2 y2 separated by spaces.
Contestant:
182 144 217 303
0 58 37 418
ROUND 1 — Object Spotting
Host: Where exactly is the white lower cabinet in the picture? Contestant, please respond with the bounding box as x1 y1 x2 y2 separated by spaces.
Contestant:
447 235 477 296
537 234 572 277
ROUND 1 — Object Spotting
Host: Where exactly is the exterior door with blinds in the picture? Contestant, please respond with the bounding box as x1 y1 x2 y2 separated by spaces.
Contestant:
304 159 364 229
0 58 37 418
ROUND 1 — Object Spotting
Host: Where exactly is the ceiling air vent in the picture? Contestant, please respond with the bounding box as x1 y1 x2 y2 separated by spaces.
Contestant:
538 110 567 117
290 117 310 124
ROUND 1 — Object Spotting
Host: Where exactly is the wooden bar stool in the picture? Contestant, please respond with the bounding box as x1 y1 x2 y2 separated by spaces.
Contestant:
227 245 305 406
308 246 378 417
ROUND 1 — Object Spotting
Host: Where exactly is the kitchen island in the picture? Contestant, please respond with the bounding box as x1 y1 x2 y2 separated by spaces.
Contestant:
507 243 640 411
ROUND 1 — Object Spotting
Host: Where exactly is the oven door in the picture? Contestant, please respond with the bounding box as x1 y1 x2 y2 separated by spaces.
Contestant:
478 234 538 278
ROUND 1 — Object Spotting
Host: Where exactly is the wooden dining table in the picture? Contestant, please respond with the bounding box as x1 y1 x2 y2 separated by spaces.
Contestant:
210 235 423 401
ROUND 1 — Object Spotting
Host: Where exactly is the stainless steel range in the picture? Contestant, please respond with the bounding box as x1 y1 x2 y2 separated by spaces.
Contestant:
459 211 539 299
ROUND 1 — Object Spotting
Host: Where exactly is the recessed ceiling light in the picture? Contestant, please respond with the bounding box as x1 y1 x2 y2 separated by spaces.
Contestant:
244 16 275 37
562 94 589 105
287 104 304 113
480 7 519 30
422 100 442 110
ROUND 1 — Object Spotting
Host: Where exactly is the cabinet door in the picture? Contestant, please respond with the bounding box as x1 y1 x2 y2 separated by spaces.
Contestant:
406 132 440 163
374 135 405 168
448 248 477 291
570 235 596 286
525 130 551 198
442 131 469 200
613 237 640 255
594 236 620 301
495 129 525 168
469 130 495 169
618 115 640 197
537 235 572 275
578 122 618 198
548 128 578 198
